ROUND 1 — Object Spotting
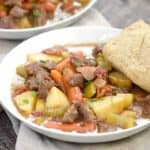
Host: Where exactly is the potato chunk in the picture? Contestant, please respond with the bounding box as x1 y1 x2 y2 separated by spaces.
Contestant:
106 113 136 129
121 110 136 118
27 53 62 63
109 71 132 88
18 17 32 28
14 91 37 116
16 64 28 78
89 94 134 120
46 87 70 117
35 98 45 113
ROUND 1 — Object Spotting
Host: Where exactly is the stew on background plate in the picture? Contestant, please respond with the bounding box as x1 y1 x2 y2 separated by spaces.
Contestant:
12 44 150 133
0 0 89 29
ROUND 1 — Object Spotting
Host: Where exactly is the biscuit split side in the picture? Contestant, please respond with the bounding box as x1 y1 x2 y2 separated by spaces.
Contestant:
103 20 150 92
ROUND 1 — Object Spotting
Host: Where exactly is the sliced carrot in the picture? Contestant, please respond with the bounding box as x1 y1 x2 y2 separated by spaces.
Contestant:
38 0 47 2
55 57 70 72
67 86 83 103
50 69 66 92
0 11 7 17
44 2 56 12
61 2 74 13
22 3 32 10
96 85 112 98
45 121 96 133
13 86 27 97
63 66 83 103
0 0 4 4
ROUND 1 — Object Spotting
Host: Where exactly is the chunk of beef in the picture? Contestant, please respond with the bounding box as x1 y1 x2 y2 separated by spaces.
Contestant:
38 79 54 99
62 103 96 123
27 66 51 91
10 6 26 18
92 44 103 57
25 62 41 75
5 0 23 6
78 103 96 122
40 62 56 70
0 16 16 29
62 104 79 123
68 73 84 88
140 95 150 118
71 55 86 67
25 62 55 75
33 9 47 26
43 45 68 56
97 122 117 133
134 94 150 118
27 76 39 90
71 55 96 67
25 62 55 99
76 66 97 80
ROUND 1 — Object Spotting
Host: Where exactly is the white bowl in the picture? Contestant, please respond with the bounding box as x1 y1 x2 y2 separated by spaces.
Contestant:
0 27 149 143
0 0 96 40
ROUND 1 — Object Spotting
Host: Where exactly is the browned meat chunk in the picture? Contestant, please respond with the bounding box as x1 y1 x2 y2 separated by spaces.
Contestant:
76 66 97 80
68 73 84 88
10 6 26 18
78 103 96 122
40 62 56 70
5 0 23 6
62 104 79 123
139 95 150 118
62 103 96 123
71 55 96 67
71 55 86 67
25 62 42 75
38 79 54 100
27 76 39 90
0 16 16 29
97 122 117 133
25 62 55 99
43 45 68 56
92 44 103 57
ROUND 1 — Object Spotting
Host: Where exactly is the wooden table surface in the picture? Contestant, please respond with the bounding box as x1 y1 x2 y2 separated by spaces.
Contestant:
0 0 150 149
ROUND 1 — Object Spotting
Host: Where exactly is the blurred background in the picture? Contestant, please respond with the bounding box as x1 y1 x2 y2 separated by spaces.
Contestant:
0 0 150 149
96 0 150 27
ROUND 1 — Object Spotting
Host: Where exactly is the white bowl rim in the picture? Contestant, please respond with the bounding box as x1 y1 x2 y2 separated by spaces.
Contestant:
0 0 96 33
0 26 149 139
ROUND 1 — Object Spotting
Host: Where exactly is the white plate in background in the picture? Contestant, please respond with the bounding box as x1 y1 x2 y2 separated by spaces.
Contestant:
0 0 96 40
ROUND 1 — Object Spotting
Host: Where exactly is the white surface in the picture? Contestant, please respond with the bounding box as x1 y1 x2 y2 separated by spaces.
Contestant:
0 0 96 40
0 27 150 143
